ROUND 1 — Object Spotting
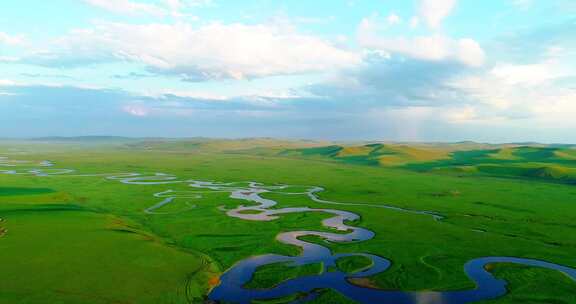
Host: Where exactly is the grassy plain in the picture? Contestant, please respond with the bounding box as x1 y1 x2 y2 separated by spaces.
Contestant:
0 139 575 303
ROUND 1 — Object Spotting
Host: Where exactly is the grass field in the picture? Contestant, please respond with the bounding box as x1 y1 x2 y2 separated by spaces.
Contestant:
0 139 575 303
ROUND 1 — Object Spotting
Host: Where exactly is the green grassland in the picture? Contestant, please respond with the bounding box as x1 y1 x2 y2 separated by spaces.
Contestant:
281 143 576 184
0 188 217 304
0 139 575 303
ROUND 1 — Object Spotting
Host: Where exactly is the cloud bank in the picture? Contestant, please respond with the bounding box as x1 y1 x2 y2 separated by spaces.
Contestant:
23 22 360 81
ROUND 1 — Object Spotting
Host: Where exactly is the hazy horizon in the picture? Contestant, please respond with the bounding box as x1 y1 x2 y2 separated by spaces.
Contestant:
1 135 575 146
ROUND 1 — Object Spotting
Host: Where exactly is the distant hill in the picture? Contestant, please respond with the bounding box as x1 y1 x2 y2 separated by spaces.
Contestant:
279 143 576 184
2 137 575 184
30 136 144 143
123 137 331 153
281 142 491 166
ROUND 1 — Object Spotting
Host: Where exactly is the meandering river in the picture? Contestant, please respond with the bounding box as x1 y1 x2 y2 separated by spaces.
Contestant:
1 156 575 304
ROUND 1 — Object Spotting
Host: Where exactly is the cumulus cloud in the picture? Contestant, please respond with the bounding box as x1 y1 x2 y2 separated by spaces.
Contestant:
447 56 576 121
0 56 19 63
490 61 570 86
357 6 484 68
0 80 17 86
122 104 150 117
23 22 360 81
417 0 457 29
386 13 402 26
357 13 401 34
409 17 420 29
358 30 485 67
303 37 575 131
0 32 24 46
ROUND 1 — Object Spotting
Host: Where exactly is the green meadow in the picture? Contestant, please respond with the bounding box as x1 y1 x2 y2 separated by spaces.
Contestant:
0 138 575 303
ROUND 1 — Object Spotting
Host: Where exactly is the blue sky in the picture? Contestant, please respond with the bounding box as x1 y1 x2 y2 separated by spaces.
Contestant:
1 0 575 142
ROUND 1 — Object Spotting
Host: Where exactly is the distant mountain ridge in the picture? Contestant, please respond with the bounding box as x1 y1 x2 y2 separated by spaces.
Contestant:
30 136 157 142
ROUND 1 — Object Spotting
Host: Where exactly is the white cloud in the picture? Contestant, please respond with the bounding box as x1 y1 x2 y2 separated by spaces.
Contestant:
0 80 19 96
451 53 572 101
357 1 479 68
489 60 570 86
530 93 576 127
0 32 24 46
358 13 402 33
455 39 486 67
358 32 485 67
0 80 17 86
357 9 484 67
0 56 20 62
443 105 478 122
346 25 574 128
409 16 420 29
386 13 401 25
447 55 576 124
417 0 457 29
25 21 361 81
358 14 381 34
122 104 149 116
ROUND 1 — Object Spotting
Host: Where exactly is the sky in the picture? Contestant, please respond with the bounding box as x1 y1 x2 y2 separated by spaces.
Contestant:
0 0 575 142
